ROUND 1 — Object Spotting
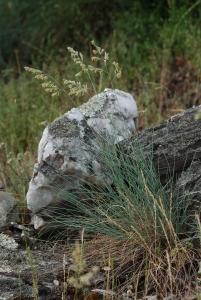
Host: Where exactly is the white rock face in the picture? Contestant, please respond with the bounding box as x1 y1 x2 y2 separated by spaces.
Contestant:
26 89 138 226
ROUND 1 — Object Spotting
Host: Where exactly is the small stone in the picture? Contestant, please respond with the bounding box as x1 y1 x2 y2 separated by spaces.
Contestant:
33 215 47 230
0 191 20 229
91 289 116 296
146 296 157 300
53 279 59 286
163 294 176 300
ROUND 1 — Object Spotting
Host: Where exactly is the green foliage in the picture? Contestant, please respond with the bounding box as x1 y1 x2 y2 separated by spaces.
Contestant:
0 0 130 70
0 73 50 151
1 0 201 73
0 65 83 152
0 1 201 152
0 146 34 200
111 0 201 80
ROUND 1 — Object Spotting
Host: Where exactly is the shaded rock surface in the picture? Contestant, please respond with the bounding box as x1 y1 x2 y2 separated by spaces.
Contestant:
135 105 201 178
176 160 201 214
119 105 201 217
0 275 34 299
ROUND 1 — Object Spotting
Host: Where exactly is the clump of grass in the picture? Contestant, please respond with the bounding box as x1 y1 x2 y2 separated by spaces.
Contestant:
49 137 200 297
52 138 198 243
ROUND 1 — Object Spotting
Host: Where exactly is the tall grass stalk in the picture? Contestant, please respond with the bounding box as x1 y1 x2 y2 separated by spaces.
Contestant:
23 225 39 300
0 143 34 200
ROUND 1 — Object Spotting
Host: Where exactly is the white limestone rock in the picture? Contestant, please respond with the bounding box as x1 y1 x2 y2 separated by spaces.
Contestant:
80 88 138 142
26 89 138 226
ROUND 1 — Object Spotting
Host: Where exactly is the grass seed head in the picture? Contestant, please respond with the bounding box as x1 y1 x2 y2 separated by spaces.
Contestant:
24 66 43 74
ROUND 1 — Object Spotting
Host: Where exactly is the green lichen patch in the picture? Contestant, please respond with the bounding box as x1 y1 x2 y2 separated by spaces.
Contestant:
48 115 80 138
80 92 106 117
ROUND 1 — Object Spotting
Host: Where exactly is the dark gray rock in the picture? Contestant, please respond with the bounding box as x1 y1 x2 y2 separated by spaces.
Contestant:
122 105 201 179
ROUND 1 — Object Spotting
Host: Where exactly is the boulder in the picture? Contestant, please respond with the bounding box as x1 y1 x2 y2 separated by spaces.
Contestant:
26 89 138 228
0 191 20 229
124 105 201 178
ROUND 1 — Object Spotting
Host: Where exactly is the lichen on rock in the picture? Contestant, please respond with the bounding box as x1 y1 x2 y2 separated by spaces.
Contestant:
80 92 107 117
0 233 18 250
48 115 80 138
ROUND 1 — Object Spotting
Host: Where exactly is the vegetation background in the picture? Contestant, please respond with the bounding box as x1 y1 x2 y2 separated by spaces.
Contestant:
0 0 200 199
0 1 201 296
1 0 201 154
